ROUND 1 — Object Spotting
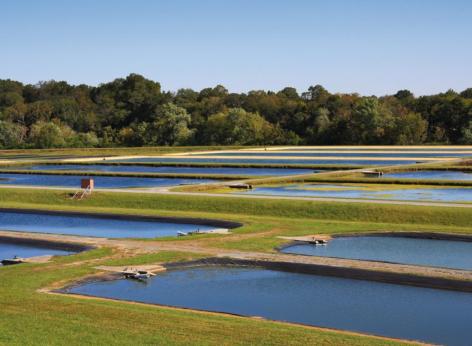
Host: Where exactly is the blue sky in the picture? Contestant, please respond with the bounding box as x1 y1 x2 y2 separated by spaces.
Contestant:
1 0 471 95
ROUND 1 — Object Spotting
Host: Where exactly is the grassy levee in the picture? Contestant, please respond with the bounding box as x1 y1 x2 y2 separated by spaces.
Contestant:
0 169 254 181
0 145 248 159
34 161 365 170
0 188 471 229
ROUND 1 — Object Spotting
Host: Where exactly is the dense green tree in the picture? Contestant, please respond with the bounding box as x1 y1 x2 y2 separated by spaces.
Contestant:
204 108 285 145
150 103 193 145
461 121 472 144
460 88 472 99
0 121 27 148
0 74 470 147
394 89 414 100
348 98 393 144
28 121 66 148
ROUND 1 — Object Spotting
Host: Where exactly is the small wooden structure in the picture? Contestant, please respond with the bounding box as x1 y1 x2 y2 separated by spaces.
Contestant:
71 178 94 200
81 178 94 190
228 183 253 189
361 170 383 177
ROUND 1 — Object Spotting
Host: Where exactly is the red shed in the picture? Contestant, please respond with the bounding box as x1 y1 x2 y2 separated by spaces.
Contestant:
81 178 94 190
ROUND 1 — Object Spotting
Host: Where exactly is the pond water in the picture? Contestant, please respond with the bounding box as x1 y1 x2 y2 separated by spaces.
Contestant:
239 184 472 202
26 164 315 176
276 147 472 152
0 211 217 238
69 266 472 346
0 173 215 189
281 236 472 270
108 157 416 166
0 242 73 265
196 151 472 158
383 170 472 181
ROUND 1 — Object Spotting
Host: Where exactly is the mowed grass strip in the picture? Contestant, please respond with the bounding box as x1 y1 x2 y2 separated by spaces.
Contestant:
0 188 470 228
0 169 254 180
0 145 247 159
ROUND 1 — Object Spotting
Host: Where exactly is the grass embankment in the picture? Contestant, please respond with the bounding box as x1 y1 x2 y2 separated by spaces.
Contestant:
0 169 254 181
0 145 248 159
28 161 365 170
0 188 470 229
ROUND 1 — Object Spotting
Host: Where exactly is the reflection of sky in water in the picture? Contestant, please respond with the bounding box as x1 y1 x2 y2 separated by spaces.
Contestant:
0 242 73 265
0 211 215 238
282 236 472 270
276 148 472 152
27 164 314 176
240 184 472 202
108 157 416 165
384 170 472 181
69 266 472 346
0 173 214 189
195 151 472 158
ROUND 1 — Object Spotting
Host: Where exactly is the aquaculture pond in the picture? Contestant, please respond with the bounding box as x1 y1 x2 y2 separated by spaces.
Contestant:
0 173 215 189
195 151 472 158
0 210 218 238
276 147 472 152
0 242 73 265
69 266 472 346
107 157 417 166
383 170 472 181
238 184 472 202
26 164 315 176
281 236 472 270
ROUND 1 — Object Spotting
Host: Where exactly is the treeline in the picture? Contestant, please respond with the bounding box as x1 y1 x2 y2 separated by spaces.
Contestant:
0 73 471 148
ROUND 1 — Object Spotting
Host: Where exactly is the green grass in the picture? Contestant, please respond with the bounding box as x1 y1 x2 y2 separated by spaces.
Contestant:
0 169 254 180
0 145 247 159
1 160 365 170
0 187 471 228
0 184 470 345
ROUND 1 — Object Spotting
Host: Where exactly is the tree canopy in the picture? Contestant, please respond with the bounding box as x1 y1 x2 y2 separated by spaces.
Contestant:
0 74 471 148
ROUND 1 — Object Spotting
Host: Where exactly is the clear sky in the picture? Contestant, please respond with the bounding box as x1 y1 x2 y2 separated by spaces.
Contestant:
1 0 471 95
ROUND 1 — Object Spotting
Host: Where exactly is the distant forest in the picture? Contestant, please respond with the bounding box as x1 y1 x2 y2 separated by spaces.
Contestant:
1 74 471 149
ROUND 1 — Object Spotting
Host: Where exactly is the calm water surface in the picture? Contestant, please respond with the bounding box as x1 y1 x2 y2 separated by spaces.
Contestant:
240 184 472 202
384 170 472 181
197 151 471 158
0 173 214 189
108 157 416 165
277 147 472 152
282 236 472 270
27 164 315 176
0 242 72 265
0 211 215 238
69 266 472 346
